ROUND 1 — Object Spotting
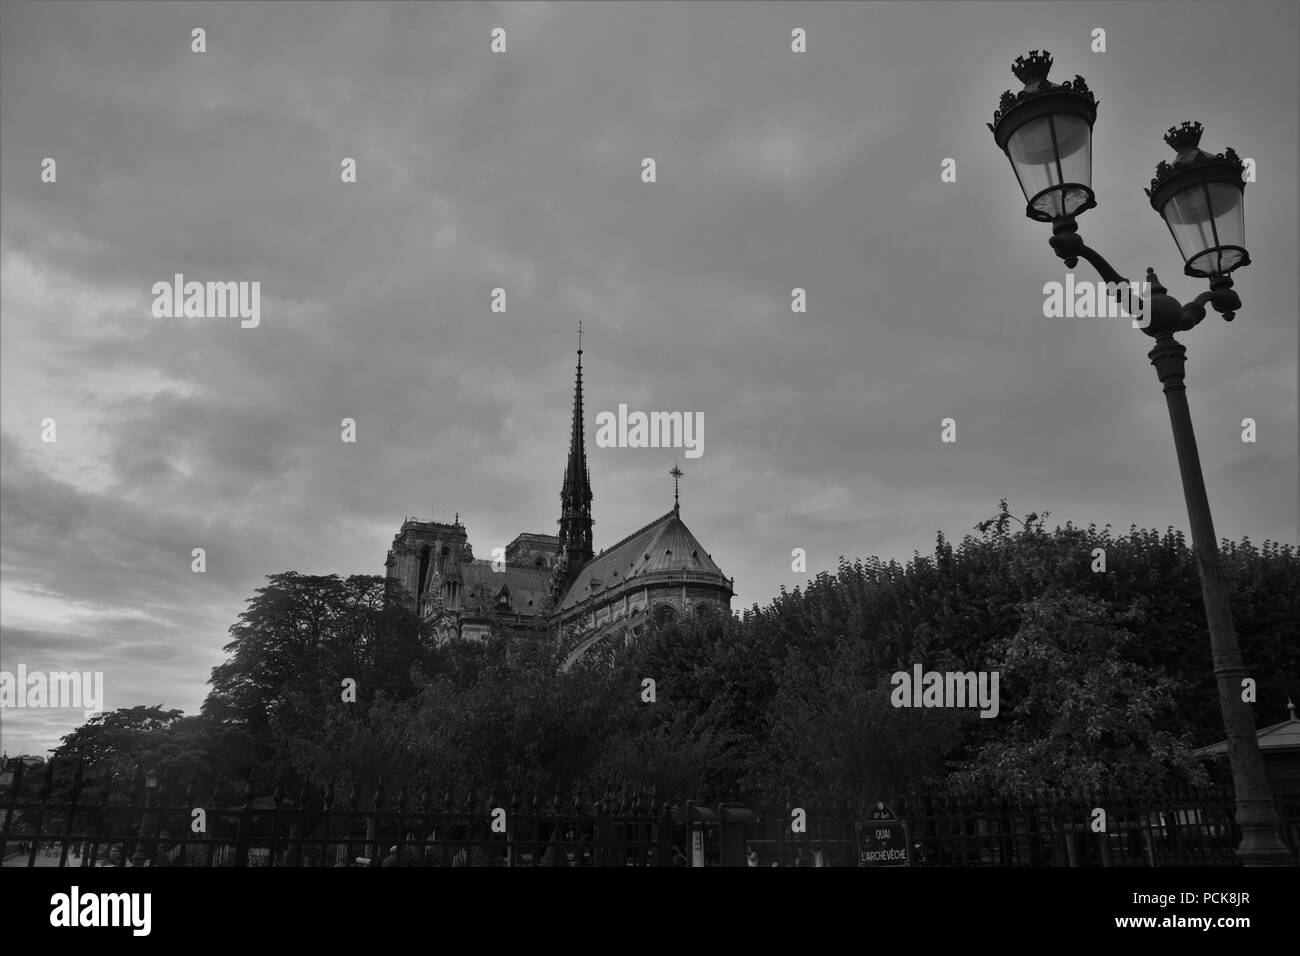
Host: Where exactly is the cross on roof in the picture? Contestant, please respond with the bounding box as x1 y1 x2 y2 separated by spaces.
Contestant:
670 465 683 512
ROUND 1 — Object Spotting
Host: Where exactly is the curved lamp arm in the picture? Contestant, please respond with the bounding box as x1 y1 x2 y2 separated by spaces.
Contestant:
1074 245 1130 288
1045 216 1242 330
1049 216 1130 286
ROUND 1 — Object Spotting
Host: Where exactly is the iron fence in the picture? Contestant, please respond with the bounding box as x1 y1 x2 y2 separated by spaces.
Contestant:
3 759 1297 867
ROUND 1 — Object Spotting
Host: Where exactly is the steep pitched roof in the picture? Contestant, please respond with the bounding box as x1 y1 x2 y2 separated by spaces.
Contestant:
556 509 731 614
460 560 552 616
508 533 559 547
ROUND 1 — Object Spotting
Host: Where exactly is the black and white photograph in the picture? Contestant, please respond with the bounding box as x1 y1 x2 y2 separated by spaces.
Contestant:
1 0 1296 938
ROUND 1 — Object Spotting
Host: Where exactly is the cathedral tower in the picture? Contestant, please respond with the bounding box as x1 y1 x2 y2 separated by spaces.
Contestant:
385 517 469 618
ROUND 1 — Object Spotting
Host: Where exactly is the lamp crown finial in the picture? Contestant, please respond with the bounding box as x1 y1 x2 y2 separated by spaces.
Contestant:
1164 121 1204 154
1145 267 1167 297
1011 50 1053 87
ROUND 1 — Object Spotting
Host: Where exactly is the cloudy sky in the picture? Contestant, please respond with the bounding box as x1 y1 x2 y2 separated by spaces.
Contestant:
2 0 1296 757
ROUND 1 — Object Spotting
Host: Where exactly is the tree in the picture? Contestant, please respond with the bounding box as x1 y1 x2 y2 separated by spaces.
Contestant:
52 705 185 775
765 643 969 805
51 706 253 791
948 588 1210 797
203 573 429 745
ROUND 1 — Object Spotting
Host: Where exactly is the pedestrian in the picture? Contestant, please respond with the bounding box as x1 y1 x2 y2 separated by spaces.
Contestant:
97 845 123 867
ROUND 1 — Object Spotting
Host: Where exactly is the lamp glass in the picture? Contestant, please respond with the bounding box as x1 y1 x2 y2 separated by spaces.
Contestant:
1162 181 1245 275
1006 113 1092 219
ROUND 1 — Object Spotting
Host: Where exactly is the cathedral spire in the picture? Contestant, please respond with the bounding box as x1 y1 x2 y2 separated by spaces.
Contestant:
555 328 594 600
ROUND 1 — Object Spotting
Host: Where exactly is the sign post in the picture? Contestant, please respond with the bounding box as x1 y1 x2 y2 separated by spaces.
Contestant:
857 802 910 867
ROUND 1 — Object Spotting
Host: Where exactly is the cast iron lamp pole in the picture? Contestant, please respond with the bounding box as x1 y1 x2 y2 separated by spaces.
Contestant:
989 51 1290 867
131 766 161 867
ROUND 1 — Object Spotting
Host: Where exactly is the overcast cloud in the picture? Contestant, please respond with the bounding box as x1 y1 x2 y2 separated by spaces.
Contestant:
2 0 1296 755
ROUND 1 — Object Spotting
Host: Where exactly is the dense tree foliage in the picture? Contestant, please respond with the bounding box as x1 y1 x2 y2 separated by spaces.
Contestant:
946 588 1208 795
47 504 1298 806
45 705 251 798
202 573 431 754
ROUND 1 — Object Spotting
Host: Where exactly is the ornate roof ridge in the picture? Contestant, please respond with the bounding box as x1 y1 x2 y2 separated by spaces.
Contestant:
463 558 551 580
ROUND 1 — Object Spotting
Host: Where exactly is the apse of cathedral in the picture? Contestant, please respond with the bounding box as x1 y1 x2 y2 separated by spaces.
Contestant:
384 341 734 666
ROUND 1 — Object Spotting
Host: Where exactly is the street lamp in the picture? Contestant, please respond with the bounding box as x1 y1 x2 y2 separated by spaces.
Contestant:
990 50 1097 223
1148 121 1250 283
989 51 1290 867
131 766 161 867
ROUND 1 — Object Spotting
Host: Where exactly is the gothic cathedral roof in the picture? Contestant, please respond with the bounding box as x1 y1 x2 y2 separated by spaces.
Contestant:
460 561 552 617
555 507 732 615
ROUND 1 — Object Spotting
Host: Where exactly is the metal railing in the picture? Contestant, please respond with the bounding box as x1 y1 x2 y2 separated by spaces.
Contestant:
4 759 1296 867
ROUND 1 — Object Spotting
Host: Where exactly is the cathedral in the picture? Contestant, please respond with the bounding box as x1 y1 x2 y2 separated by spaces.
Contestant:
384 341 734 667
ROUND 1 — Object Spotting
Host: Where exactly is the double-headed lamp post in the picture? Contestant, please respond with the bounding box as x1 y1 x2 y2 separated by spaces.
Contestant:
989 51 1290 867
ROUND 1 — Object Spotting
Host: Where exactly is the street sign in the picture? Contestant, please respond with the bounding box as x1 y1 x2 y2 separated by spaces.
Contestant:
869 801 897 821
856 819 910 867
